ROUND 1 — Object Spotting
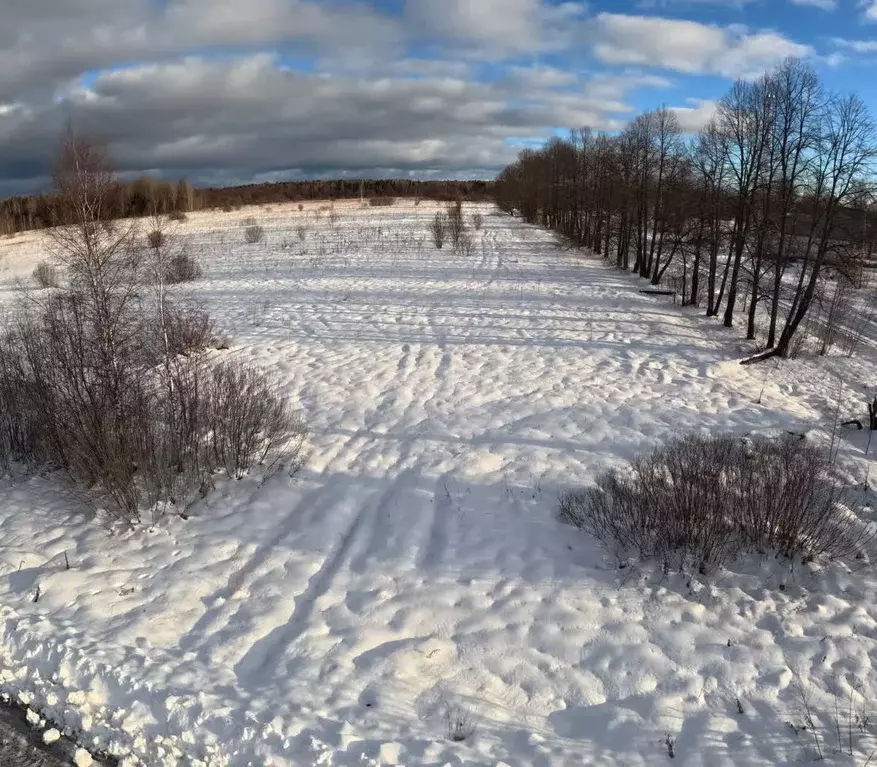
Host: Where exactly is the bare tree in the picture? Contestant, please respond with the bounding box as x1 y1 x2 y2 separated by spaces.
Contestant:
764 59 822 348
689 120 729 310
716 78 771 327
46 128 141 388
773 95 877 358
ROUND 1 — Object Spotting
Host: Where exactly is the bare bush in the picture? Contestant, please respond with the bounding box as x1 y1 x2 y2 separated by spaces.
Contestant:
144 214 201 285
32 262 59 289
431 213 448 249
147 229 166 249
458 232 475 257
150 301 215 360
447 201 466 249
298 203 304 212
788 320 813 359
0 325 45 469
471 212 484 231
0 302 299 520
559 434 871 571
841 291 877 358
165 251 202 283
444 704 475 743
820 276 854 355
368 197 395 207
245 224 265 244
204 361 306 480
167 210 187 222
0 131 305 522
785 675 877 764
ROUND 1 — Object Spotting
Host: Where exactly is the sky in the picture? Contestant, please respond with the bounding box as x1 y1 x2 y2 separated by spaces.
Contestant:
0 0 875 197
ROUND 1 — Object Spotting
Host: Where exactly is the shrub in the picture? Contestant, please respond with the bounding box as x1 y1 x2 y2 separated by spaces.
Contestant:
159 302 215 359
444 704 475 743
559 433 871 571
472 212 484 231
221 204 234 213
168 211 188 222
447 201 466 249
368 197 396 207
0 327 45 469
245 224 264 244
0 304 303 520
431 213 448 249
164 251 202 283
0 131 306 522
32 262 59 289
203 361 306 480
458 232 474 257
298 203 304 212
147 230 166 249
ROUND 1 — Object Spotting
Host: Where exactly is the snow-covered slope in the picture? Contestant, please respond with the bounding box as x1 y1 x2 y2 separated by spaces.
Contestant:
0 202 875 766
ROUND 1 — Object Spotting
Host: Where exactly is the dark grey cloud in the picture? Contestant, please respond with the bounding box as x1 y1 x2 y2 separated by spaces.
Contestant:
0 0 812 195
0 53 639 192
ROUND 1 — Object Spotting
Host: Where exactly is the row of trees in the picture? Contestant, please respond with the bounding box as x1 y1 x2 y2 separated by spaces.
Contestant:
494 58 877 359
0 177 200 235
0 177 493 237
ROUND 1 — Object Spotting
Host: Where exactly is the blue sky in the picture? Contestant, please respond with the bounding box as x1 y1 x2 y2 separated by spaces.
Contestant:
0 0 875 195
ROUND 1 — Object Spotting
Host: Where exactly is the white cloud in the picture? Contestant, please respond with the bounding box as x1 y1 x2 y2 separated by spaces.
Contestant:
862 0 877 20
590 14 811 77
405 0 540 51
831 37 877 53
637 0 756 7
790 0 837 9
669 98 718 131
164 0 402 56
403 0 588 55
0 0 402 100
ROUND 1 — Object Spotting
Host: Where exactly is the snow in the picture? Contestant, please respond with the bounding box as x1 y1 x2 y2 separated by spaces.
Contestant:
0 200 876 765
42 728 61 745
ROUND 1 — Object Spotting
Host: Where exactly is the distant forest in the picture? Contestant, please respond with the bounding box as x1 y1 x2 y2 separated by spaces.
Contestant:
0 177 495 235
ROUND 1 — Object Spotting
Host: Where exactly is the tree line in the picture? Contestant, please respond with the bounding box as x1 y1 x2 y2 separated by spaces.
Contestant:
0 177 493 237
494 58 877 360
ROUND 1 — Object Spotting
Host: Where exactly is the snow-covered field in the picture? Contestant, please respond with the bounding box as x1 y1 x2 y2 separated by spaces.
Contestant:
1 201 877 766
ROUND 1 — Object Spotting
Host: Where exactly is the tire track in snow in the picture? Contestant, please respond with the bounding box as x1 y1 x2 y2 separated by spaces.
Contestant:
177 426 368 655
177 480 346 656
348 467 417 574
364 342 418 434
233 479 402 687
419 473 453 570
